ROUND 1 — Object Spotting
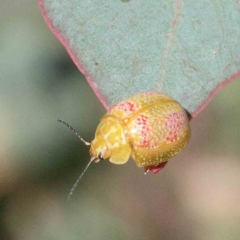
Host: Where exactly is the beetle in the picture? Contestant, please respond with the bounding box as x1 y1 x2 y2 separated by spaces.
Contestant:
58 92 191 198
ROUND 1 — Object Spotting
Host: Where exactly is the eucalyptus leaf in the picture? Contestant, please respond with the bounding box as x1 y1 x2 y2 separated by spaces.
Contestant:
39 0 240 116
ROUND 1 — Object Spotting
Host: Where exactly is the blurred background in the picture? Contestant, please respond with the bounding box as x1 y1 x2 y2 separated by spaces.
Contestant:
1 2 240 240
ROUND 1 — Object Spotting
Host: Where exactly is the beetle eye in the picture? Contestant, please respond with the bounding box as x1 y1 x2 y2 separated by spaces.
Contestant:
98 152 103 160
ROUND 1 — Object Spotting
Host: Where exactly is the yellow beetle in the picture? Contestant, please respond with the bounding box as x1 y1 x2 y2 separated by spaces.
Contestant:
58 92 191 198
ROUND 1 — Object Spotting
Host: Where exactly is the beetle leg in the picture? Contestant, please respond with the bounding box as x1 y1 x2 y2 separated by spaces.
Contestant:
144 161 168 174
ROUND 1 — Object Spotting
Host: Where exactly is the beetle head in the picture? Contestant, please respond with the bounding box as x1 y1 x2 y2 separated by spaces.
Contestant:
90 134 111 161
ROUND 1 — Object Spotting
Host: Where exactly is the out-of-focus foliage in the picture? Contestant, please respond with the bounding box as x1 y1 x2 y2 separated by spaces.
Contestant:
1 2 240 240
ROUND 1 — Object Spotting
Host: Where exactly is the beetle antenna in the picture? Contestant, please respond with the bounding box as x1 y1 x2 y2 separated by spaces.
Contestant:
57 119 90 145
67 157 96 200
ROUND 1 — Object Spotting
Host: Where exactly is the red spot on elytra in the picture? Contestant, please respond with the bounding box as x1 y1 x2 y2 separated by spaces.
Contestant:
166 131 177 142
115 101 136 114
135 114 151 147
165 112 185 143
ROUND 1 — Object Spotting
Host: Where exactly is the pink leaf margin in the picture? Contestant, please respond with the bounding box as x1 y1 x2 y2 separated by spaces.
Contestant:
191 71 240 117
38 0 240 117
38 0 110 111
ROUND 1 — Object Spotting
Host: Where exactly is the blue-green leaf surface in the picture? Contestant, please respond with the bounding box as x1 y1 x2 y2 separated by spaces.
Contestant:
39 0 240 116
